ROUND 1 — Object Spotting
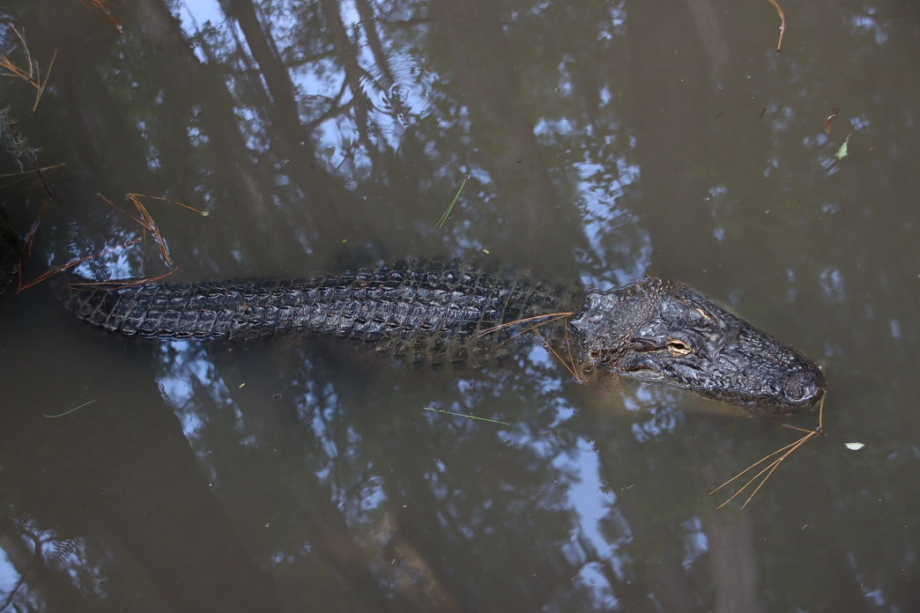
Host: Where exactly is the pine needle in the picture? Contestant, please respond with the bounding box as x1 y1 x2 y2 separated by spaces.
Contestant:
423 407 510 427
31 49 56 111
767 0 786 52
67 268 178 291
0 164 61 180
127 193 172 267
80 0 123 33
436 173 469 228
18 237 143 291
128 193 208 216
43 398 99 419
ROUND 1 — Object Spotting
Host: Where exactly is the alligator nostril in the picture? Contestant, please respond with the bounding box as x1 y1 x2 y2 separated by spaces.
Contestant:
784 368 826 405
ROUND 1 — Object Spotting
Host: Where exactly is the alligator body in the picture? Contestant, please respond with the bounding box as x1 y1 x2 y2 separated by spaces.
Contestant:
60 259 825 415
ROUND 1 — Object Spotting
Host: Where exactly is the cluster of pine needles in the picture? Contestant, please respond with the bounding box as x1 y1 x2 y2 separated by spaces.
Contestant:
478 310 589 384
0 25 56 111
1 12 201 292
710 395 826 509
18 192 206 293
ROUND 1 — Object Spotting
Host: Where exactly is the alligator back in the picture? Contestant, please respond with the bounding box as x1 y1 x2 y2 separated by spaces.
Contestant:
60 260 583 365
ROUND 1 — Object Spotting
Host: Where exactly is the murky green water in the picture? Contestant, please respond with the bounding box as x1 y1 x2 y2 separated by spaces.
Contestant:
1 1 918 611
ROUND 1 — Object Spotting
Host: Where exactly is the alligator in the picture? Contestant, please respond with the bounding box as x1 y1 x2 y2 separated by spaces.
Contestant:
58 259 825 415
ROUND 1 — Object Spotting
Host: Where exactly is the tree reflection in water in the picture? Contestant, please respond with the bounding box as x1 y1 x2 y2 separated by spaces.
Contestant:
1 0 918 611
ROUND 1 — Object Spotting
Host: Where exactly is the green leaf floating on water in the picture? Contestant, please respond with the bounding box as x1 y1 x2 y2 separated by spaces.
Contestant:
836 134 851 160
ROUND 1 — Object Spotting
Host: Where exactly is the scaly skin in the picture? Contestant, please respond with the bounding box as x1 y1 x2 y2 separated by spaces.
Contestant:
61 260 583 364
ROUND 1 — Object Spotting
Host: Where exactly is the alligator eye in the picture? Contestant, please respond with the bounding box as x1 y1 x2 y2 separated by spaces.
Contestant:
666 339 692 356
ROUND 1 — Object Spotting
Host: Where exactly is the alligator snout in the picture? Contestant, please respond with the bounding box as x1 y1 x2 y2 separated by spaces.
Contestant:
780 366 826 412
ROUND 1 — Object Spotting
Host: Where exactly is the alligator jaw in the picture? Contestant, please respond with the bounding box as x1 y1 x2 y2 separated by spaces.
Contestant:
615 349 826 415
571 279 826 416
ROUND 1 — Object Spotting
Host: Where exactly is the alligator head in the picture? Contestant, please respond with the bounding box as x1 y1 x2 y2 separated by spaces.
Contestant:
570 278 825 415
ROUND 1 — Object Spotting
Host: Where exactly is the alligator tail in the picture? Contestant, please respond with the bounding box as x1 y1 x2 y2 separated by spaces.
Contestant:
58 261 580 364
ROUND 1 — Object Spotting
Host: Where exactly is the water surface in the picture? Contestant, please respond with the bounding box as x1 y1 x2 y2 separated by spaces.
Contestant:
0 1 918 611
